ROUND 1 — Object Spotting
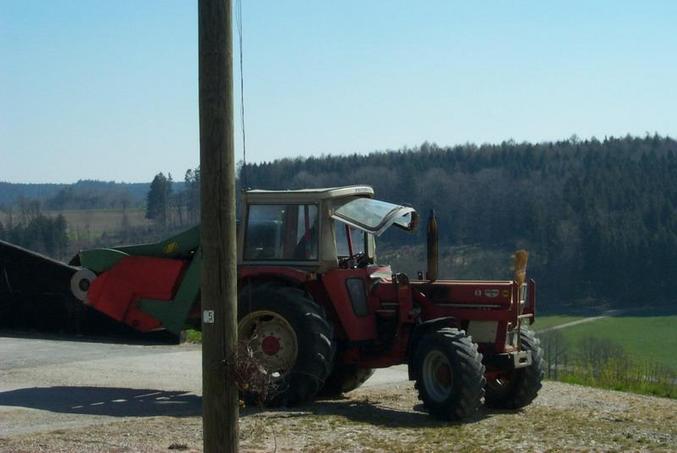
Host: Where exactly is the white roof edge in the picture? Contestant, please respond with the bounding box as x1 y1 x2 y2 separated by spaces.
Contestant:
246 185 374 200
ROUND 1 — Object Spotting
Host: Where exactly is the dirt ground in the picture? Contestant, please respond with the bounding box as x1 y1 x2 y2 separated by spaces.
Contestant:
1 380 675 453
1 336 675 452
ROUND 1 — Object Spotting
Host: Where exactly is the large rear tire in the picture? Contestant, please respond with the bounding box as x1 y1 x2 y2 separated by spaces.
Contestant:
484 328 544 409
414 328 485 421
238 283 333 406
320 364 375 397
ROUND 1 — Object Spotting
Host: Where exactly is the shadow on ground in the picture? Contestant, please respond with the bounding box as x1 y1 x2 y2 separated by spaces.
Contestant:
1 386 509 425
245 397 494 428
0 386 201 417
0 329 182 346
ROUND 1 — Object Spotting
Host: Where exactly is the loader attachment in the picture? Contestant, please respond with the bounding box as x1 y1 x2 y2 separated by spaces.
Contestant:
72 226 202 335
0 239 173 339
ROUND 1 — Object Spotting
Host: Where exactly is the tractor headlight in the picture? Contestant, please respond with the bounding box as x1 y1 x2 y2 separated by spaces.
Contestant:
506 328 519 348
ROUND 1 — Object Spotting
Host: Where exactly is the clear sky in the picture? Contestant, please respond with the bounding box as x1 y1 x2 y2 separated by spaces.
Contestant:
1 1 676 183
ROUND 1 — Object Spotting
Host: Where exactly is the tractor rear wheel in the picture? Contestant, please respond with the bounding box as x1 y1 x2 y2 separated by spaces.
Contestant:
238 283 333 406
413 328 485 421
484 328 544 409
319 364 375 397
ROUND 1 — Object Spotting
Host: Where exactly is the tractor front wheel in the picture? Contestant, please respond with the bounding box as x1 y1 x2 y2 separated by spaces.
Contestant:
238 283 333 406
413 328 485 421
484 328 544 409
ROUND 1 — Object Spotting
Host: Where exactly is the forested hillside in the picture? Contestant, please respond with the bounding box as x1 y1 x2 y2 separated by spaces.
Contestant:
243 135 677 308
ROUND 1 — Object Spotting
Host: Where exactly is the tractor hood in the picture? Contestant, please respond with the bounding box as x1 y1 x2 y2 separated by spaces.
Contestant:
331 197 418 236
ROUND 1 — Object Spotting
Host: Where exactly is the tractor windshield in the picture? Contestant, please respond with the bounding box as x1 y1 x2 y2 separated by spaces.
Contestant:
331 197 417 236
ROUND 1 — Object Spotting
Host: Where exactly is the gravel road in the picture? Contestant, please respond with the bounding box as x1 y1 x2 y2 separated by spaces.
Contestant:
0 335 202 437
1 334 675 452
0 334 407 437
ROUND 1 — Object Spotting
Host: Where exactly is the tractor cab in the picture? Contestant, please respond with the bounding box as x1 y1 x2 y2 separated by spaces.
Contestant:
239 186 417 272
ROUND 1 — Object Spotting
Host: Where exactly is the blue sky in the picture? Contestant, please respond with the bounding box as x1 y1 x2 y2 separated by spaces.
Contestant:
1 1 676 183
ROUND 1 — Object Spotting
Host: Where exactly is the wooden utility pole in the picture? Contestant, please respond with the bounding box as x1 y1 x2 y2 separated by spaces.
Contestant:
199 0 239 451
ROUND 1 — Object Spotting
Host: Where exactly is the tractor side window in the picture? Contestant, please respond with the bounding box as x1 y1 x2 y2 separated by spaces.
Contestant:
335 221 365 257
245 204 318 261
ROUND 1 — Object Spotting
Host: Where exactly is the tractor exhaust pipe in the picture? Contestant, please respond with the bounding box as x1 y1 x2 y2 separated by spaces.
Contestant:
426 209 438 281
513 249 529 286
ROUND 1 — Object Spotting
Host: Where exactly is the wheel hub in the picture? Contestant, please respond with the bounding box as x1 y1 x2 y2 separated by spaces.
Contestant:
261 335 281 355
435 364 451 386
422 350 454 401
238 310 298 378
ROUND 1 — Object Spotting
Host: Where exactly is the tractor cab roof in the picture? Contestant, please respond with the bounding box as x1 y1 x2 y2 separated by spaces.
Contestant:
245 185 374 203
244 185 417 236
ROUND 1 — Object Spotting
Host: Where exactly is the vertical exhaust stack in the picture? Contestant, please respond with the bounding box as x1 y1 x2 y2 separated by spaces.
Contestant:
513 250 529 287
426 209 439 281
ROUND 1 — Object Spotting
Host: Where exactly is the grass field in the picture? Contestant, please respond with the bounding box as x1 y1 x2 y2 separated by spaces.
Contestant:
535 314 677 370
0 208 150 238
556 315 676 370
50 208 150 237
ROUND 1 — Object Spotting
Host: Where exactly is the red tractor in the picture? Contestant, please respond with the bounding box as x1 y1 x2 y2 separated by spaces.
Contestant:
65 185 543 420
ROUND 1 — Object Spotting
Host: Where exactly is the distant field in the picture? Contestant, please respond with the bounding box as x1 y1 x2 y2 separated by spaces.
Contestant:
50 208 150 237
536 314 677 370
0 208 150 238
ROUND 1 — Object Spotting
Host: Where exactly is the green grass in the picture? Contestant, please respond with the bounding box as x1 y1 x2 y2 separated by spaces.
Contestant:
184 329 202 343
532 315 583 331
535 314 677 370
537 314 676 398
559 371 674 398
553 315 677 370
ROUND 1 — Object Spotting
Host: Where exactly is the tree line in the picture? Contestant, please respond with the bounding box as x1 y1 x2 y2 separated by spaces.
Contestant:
145 169 200 228
0 180 149 209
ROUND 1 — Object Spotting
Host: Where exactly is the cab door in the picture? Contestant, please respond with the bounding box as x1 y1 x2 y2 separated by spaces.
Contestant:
321 268 376 342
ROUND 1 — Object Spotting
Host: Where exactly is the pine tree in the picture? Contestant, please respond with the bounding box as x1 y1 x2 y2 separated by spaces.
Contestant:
146 172 170 227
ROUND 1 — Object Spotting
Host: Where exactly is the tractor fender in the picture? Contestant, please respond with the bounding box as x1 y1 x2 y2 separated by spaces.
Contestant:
238 266 312 290
407 316 458 380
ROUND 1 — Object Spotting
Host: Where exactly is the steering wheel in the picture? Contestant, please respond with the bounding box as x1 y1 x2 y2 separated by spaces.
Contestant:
354 252 370 268
339 252 369 269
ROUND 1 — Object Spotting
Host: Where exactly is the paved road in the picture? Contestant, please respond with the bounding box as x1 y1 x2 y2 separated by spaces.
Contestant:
0 335 407 437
